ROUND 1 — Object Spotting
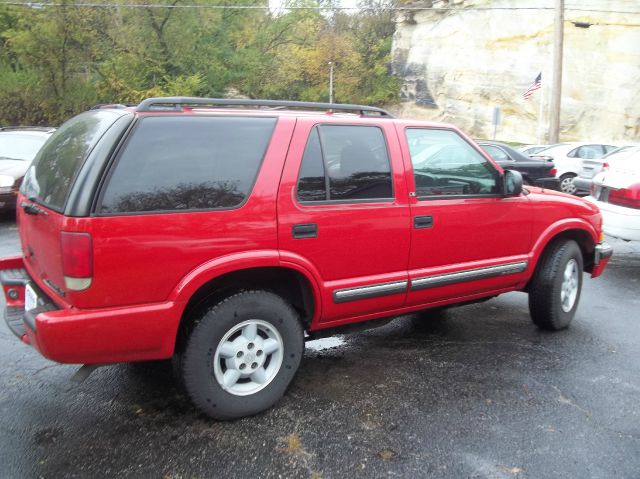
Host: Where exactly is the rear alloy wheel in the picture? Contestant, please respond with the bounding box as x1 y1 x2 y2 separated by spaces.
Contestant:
213 319 283 396
559 173 577 195
528 239 583 330
180 290 304 420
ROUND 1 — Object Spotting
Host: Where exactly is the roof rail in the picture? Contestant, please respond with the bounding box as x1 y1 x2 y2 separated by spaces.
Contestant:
90 103 135 110
135 97 394 118
0 126 56 133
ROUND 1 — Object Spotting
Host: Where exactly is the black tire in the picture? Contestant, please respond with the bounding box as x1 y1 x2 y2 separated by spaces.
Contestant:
528 239 583 330
180 290 304 420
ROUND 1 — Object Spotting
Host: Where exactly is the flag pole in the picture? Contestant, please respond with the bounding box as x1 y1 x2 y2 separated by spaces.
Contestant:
537 80 545 144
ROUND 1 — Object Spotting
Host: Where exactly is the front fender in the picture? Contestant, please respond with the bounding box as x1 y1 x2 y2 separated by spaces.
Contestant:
529 218 599 269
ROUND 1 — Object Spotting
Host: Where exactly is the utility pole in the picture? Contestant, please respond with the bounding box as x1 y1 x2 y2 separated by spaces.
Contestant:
328 61 334 104
548 0 564 143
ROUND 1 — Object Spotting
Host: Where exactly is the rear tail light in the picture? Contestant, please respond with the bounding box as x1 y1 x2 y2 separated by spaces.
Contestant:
602 162 609 172
608 183 640 209
549 168 557 176
61 232 93 291
590 182 596 196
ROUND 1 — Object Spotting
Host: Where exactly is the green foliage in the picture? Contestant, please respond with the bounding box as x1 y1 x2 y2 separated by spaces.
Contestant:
0 1 400 126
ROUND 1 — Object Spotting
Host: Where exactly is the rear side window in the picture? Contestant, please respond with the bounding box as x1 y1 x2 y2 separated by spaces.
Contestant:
99 116 276 214
296 125 392 202
21 111 121 212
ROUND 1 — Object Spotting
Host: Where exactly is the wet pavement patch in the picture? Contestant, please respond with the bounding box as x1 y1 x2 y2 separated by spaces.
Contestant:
0 220 639 478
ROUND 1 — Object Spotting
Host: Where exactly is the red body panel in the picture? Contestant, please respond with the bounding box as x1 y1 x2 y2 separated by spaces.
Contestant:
277 117 411 323
19 204 67 301
1 110 610 365
25 297 184 363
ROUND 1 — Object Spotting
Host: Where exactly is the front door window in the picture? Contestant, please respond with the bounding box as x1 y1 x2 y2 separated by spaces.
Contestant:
406 128 500 197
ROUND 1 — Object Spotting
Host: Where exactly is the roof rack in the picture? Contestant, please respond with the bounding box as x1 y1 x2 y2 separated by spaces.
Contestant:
135 97 394 118
0 126 56 133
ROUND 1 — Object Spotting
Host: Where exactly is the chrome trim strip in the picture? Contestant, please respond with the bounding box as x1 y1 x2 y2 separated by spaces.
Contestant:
410 261 528 291
333 280 408 304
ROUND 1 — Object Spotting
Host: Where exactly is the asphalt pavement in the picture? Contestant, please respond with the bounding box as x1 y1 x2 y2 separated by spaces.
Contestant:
1 213 639 479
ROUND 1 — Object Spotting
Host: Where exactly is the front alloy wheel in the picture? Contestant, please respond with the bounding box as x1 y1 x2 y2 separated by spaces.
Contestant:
560 259 580 313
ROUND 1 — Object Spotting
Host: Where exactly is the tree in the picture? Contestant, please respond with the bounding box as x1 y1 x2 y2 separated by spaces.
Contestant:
0 0 400 126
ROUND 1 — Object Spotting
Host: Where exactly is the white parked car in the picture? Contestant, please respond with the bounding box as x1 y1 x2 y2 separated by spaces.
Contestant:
0 127 55 212
574 145 640 195
586 152 640 241
532 142 618 195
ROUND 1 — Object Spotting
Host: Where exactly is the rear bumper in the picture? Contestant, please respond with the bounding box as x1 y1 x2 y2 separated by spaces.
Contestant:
585 196 640 241
1 256 184 364
532 177 561 191
573 177 592 195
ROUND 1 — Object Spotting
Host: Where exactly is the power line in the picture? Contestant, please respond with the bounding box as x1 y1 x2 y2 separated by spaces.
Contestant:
0 2 639 15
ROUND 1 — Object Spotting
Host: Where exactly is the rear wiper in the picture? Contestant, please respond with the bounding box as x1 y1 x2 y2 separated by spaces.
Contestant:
0 156 23 161
20 201 48 216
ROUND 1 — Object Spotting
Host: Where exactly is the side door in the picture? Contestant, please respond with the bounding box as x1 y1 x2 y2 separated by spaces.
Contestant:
398 125 533 307
277 119 411 325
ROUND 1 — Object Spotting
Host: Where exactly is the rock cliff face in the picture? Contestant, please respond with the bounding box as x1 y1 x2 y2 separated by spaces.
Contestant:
392 0 640 143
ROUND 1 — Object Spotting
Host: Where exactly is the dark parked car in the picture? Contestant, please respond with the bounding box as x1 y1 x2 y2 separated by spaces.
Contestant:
0 127 55 212
478 141 560 190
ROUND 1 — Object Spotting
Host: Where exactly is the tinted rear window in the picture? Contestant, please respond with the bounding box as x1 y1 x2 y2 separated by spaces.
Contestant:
99 116 276 214
21 111 121 211
296 125 393 202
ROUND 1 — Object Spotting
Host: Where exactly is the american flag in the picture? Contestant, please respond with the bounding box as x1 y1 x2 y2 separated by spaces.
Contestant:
523 73 542 100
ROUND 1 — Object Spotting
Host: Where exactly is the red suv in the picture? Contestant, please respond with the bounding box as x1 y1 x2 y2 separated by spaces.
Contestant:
0 98 612 419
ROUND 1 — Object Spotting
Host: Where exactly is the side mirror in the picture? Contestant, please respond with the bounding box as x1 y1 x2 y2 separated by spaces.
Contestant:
504 169 523 196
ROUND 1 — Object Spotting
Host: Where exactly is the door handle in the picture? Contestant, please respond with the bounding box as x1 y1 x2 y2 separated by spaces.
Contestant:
292 223 318 239
414 215 433 229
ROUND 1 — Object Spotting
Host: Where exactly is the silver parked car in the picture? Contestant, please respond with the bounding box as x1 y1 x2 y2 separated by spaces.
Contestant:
574 145 640 195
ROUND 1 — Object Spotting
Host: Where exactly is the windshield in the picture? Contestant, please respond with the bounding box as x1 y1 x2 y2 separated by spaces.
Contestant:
21 110 122 212
0 133 48 161
604 146 640 160
536 143 570 154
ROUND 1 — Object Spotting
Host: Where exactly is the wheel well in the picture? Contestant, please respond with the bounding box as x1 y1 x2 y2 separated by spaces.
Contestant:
175 267 315 353
555 229 596 270
533 229 596 280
